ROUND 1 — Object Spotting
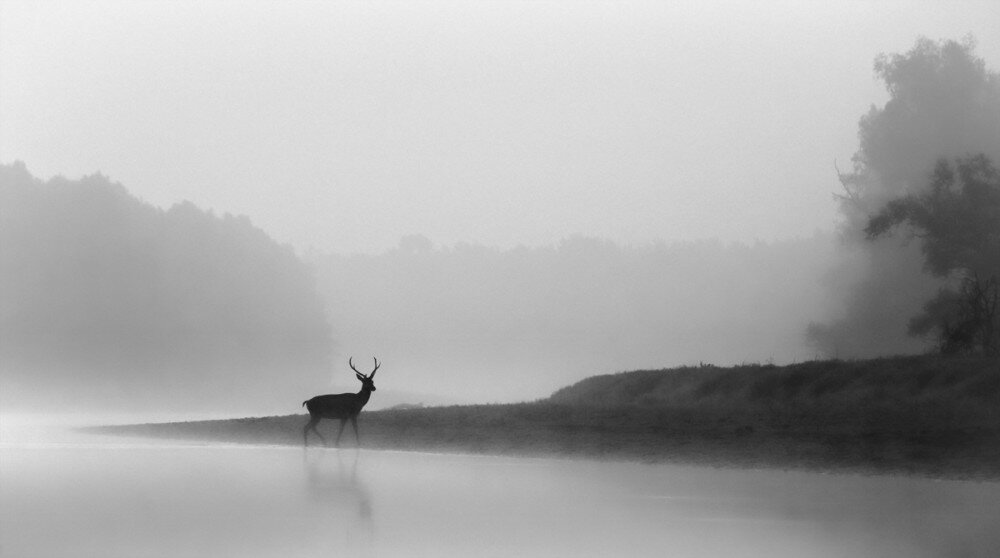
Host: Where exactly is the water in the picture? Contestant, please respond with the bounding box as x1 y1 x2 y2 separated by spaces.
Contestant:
2 421 999 557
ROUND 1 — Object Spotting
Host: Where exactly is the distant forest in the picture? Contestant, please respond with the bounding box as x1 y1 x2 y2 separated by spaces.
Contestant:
0 156 842 411
313 233 838 403
0 162 332 412
0 159 933 411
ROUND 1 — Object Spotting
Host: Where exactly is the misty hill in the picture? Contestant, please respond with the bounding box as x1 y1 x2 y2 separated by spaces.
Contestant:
549 356 1000 411
0 162 332 413
313 233 838 402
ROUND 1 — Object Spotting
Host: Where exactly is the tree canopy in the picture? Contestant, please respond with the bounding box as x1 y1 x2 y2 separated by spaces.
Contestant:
866 155 1000 354
809 36 1000 358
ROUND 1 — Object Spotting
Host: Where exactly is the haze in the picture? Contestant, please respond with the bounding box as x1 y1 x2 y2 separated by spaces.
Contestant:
4 1 998 254
3 2 1000 415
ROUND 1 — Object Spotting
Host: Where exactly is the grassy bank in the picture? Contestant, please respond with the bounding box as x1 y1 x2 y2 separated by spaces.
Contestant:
90 355 1000 480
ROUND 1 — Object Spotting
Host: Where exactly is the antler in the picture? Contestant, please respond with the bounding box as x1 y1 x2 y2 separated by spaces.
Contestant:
349 356 380 378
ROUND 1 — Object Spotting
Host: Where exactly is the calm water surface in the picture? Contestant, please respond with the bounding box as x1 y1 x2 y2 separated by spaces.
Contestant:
2 420 998 557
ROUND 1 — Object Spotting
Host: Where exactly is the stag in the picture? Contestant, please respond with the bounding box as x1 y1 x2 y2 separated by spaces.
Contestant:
303 357 380 447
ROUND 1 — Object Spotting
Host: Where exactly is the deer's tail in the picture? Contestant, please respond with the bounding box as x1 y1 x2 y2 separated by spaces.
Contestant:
302 400 308 408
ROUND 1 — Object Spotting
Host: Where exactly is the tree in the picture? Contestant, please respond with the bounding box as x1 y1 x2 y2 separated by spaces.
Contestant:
808 36 1000 358
866 155 1000 355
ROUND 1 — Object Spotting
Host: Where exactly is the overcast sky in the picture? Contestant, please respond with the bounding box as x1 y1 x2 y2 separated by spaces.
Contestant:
3 0 999 254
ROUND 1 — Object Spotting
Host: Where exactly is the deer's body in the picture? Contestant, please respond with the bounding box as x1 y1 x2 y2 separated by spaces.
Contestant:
303 391 372 420
303 357 379 448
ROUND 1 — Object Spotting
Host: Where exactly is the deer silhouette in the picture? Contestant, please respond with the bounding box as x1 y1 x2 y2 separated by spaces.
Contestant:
303 357 379 447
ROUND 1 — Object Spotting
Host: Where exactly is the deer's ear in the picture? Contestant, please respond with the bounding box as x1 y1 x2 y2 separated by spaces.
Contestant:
356 373 366 381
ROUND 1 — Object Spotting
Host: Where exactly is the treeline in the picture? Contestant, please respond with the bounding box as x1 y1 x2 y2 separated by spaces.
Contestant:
0 162 331 412
312 233 837 403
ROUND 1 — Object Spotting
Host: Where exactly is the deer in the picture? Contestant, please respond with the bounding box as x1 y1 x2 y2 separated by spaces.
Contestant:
302 357 380 448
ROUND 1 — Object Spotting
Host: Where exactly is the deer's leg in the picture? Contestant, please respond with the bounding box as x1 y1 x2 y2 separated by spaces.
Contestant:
304 416 325 447
351 416 360 446
303 416 313 446
313 420 327 446
335 418 348 447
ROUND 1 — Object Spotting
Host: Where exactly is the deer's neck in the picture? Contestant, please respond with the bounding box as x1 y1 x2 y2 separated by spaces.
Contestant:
356 387 372 407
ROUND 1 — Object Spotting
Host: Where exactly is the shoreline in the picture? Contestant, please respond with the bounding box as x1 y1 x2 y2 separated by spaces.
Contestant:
87 408 1000 483
70 430 1000 485
82 356 1000 483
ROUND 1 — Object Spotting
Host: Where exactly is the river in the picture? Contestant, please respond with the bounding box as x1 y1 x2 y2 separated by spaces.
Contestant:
1 419 998 557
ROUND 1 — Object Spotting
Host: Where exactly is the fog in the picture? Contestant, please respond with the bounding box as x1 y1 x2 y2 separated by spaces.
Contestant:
4 2 1000 255
316 234 836 403
1 161 837 411
6 5 1000 557
807 37 1000 358
0 163 331 415
2 3 1000 414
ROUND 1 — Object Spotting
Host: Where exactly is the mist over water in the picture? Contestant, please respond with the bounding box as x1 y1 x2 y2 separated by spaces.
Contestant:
3 426 998 558
4 3 1000 556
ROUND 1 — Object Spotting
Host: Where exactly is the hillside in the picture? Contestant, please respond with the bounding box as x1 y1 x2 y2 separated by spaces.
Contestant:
550 355 1000 410
92 355 1000 480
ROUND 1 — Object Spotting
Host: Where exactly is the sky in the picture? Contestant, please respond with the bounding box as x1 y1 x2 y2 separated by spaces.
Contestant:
2 1 1000 255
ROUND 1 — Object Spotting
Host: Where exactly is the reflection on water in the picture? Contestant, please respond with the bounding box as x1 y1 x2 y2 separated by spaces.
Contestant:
303 448 374 553
2 422 1000 557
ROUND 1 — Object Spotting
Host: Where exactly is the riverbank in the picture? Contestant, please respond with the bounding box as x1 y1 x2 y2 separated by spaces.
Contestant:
89 355 1000 480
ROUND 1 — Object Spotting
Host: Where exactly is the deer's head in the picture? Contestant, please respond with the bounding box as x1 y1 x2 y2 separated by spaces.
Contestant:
349 356 379 392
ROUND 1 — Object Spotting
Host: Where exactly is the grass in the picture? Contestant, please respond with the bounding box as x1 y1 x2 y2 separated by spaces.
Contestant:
89 355 1000 480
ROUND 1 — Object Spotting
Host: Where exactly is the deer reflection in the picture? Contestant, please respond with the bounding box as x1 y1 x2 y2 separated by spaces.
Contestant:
303 449 374 551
